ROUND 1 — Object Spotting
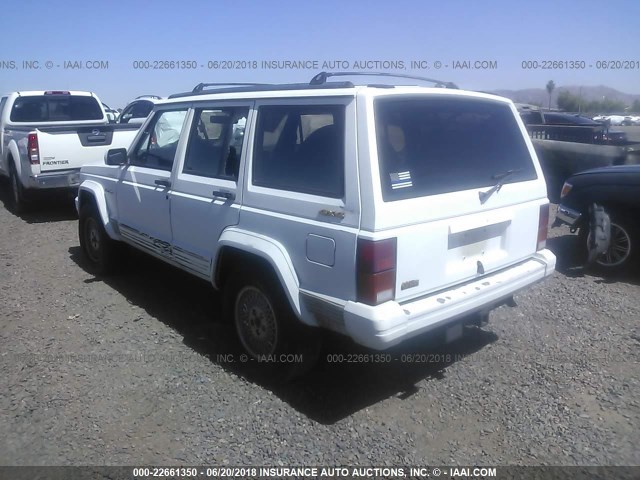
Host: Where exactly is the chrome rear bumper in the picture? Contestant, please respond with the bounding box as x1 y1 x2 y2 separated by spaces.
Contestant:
28 170 81 189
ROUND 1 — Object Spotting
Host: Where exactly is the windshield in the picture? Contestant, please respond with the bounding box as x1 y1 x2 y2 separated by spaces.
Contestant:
10 95 104 122
375 96 538 201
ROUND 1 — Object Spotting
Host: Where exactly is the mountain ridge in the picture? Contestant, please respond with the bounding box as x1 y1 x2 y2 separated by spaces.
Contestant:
489 85 640 108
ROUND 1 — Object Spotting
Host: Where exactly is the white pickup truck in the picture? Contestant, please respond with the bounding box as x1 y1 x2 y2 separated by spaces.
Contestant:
0 90 140 212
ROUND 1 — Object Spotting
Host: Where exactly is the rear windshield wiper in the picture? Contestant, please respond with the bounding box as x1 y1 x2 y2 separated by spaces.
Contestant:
478 169 522 204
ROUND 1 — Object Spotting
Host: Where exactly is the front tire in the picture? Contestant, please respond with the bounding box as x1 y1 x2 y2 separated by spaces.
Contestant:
581 213 638 273
79 204 117 275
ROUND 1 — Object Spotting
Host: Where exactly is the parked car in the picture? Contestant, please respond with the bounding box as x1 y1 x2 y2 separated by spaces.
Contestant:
595 114 640 127
519 109 628 145
76 74 556 377
516 105 639 201
0 90 141 213
622 115 640 126
102 102 120 123
556 165 640 272
602 115 627 126
117 95 163 125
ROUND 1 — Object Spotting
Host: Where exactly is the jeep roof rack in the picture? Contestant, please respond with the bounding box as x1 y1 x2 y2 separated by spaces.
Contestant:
168 81 356 99
167 72 458 99
192 82 272 93
135 95 163 100
309 71 458 89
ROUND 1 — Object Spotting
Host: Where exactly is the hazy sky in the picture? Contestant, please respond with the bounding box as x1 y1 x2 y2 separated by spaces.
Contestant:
1 0 638 107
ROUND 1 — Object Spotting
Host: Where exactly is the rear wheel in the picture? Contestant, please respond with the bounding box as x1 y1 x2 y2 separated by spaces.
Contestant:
224 268 321 382
235 285 280 358
8 163 29 214
79 204 117 274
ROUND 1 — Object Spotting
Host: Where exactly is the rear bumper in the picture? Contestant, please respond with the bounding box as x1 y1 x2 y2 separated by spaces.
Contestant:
343 249 556 350
556 204 582 227
27 169 81 190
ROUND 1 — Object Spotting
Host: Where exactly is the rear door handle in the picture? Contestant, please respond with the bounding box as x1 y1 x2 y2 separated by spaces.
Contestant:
212 190 235 201
155 179 171 188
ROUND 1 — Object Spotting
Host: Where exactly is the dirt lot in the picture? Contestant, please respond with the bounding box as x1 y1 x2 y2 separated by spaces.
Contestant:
0 187 638 467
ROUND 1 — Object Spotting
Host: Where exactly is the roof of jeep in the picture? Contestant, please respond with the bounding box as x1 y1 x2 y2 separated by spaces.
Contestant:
158 84 511 106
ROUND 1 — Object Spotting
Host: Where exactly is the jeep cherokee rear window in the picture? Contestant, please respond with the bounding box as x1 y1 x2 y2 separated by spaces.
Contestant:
375 96 537 201
253 105 345 198
10 95 103 122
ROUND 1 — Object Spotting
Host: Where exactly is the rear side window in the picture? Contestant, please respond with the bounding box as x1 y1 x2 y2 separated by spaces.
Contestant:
183 107 249 180
375 96 537 201
520 110 543 125
10 95 103 122
253 104 345 198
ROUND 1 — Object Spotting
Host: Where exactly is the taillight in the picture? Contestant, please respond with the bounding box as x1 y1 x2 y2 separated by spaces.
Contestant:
27 133 40 164
356 237 397 306
44 90 70 95
537 204 549 250
560 182 572 199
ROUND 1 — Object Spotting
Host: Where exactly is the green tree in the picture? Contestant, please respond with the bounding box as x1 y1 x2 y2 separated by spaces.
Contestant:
582 98 626 114
601 98 625 113
556 90 580 112
546 80 556 109
631 99 640 113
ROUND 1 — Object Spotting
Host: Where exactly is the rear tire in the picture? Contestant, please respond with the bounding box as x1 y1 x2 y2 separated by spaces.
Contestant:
224 268 321 382
8 163 29 214
78 203 117 275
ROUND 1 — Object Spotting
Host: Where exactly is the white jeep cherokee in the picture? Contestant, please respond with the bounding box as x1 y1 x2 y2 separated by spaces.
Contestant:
76 73 556 372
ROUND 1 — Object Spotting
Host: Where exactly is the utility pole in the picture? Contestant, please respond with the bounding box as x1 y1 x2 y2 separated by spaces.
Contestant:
578 86 583 113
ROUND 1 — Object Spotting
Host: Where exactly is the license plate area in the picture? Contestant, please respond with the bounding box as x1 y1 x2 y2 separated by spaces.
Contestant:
448 220 511 250
68 173 80 186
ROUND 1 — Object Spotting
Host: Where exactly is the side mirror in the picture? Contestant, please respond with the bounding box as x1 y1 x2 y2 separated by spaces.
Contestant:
105 148 127 165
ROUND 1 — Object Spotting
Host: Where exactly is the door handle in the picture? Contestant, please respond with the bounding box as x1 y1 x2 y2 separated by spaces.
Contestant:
155 179 171 188
319 209 345 220
212 190 235 201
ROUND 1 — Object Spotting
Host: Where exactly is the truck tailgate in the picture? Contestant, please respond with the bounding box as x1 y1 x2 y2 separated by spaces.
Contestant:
36 124 140 172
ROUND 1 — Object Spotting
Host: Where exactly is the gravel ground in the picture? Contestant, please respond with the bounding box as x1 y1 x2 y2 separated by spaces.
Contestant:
0 187 638 467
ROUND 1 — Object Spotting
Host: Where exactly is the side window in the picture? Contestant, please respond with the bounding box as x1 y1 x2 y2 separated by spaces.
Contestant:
120 101 153 124
252 105 345 198
520 111 542 125
183 107 249 180
119 104 135 124
130 109 188 171
132 101 154 119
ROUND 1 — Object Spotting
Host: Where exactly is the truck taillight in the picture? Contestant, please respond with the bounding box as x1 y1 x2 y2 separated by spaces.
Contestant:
537 203 549 250
356 237 396 306
28 133 40 164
